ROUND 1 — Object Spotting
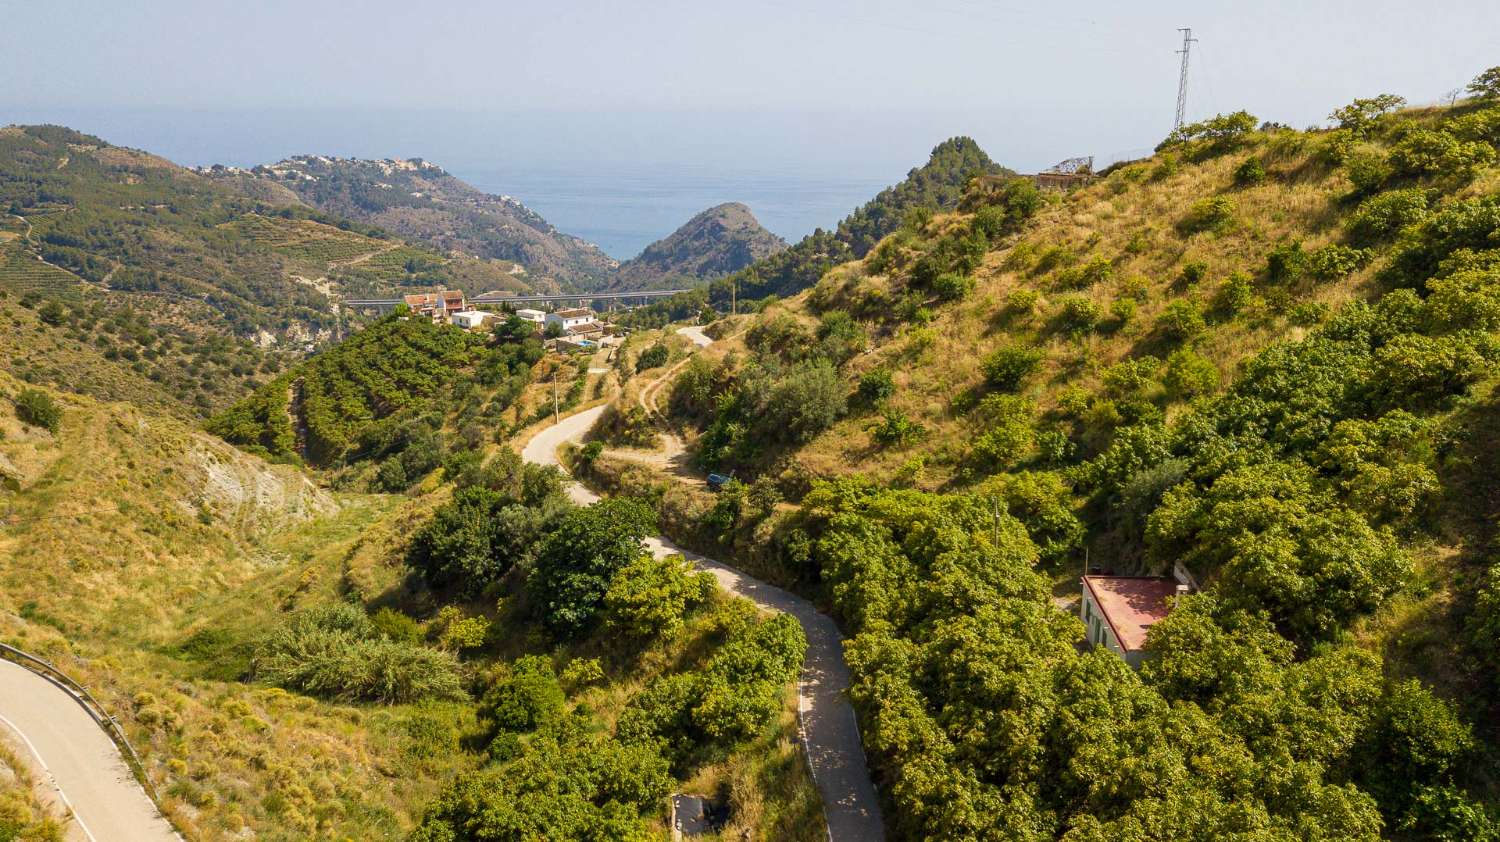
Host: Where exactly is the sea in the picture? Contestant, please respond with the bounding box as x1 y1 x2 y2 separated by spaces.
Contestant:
459 164 890 258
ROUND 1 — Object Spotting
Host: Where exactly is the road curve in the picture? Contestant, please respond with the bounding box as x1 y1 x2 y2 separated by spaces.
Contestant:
675 325 713 348
518 355 885 842
0 659 179 842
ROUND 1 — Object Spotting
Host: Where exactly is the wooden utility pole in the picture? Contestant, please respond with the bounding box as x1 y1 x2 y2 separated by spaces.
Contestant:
730 275 737 316
552 372 560 424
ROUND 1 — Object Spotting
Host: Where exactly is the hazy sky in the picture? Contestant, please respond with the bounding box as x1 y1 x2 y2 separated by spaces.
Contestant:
3 1 1498 252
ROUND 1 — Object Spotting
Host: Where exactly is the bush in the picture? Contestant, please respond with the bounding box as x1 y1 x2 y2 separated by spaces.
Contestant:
1213 272 1254 316
1345 150 1394 195
1266 240 1307 282
13 388 61 432
981 345 1043 391
1346 188 1429 245
635 342 669 372
1389 129 1495 180
254 603 464 703
1055 295 1103 335
1233 157 1267 186
1305 244 1371 281
932 271 975 301
1158 110 1258 155
871 410 927 447
482 655 564 734
1163 348 1219 399
1178 196 1235 234
1005 288 1041 316
1330 93 1406 133
1156 300 1206 342
857 368 895 404
602 553 714 642
971 394 1035 468
1467 65 1500 100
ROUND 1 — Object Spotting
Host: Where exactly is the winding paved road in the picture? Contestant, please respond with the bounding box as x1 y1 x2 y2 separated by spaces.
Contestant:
0 659 179 842
519 335 885 842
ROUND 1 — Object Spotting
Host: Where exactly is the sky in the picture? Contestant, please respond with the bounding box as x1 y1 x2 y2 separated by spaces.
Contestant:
3 1 1498 252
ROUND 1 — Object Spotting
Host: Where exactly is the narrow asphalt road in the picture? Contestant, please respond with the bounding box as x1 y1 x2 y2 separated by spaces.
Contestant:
0 659 179 842
518 340 886 842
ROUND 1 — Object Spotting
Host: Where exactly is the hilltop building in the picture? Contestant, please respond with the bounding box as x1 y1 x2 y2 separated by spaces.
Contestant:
449 310 492 330
545 307 602 337
403 290 466 323
515 308 546 324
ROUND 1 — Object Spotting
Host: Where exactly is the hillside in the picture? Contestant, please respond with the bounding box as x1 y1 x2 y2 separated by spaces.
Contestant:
639 89 1500 839
1 325 819 840
611 202 787 290
0 125 534 418
620 136 1012 325
212 155 617 290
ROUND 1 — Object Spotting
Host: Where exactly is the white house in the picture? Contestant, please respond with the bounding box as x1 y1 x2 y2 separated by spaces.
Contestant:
545 308 597 333
515 308 546 323
449 310 489 330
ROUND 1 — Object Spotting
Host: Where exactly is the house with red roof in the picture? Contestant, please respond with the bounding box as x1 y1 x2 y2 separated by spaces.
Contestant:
1080 575 1189 668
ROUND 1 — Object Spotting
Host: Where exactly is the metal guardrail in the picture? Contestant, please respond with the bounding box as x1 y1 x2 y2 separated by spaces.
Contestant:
0 641 170 819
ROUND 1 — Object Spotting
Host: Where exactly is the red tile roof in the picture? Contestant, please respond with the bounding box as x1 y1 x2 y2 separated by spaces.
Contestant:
1082 576 1181 652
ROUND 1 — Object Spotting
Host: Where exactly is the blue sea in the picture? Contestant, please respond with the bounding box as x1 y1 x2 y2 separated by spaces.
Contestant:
457 164 889 258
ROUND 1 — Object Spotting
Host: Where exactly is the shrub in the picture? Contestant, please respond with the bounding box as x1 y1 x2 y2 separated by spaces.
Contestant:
1305 244 1371 281
1055 295 1103 335
1005 288 1041 316
1266 240 1307 282
482 655 564 734
1345 150 1394 195
981 345 1043 391
932 271 974 301
1330 93 1406 133
1163 348 1219 399
971 394 1035 468
602 553 714 642
1213 272 1254 316
1110 296 1137 327
527 497 657 638
36 300 65 326
1389 129 1495 180
370 608 422 644
1053 255 1113 290
970 179 1043 237
254 603 464 703
1233 157 1267 186
978 470 1082 563
1346 188 1429 245
871 410 927 447
13 388 61 432
1156 300 1206 342
635 342 669 372
1178 196 1235 234
1158 110 1258 154
857 368 895 404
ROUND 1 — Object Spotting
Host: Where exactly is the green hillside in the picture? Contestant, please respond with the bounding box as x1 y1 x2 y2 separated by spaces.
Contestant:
622 136 1011 325
649 82 1500 839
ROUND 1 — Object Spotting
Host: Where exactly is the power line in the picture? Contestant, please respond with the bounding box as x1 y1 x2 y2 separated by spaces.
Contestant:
1174 27 1198 131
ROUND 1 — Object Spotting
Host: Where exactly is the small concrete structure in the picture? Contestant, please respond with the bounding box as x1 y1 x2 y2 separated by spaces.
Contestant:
515 308 546 323
449 310 489 330
1080 575 1186 668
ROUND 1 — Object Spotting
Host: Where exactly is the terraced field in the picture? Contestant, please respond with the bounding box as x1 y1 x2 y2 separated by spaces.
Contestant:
230 214 389 266
0 243 81 293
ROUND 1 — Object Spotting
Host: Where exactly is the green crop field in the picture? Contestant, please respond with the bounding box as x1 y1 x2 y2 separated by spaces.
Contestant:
0 244 81 292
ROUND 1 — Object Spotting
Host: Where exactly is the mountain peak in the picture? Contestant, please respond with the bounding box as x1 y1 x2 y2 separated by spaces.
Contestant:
612 202 787 290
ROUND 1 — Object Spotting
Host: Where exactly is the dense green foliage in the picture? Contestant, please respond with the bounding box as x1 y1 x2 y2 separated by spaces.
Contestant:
674 87 1500 840
406 450 571 596
526 497 659 638
254 603 464 703
210 315 541 478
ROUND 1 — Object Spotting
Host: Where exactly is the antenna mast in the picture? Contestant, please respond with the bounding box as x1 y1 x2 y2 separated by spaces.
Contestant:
1174 27 1197 130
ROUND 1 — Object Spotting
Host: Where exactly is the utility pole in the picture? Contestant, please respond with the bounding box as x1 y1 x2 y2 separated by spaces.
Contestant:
1174 27 1197 131
552 372 559 424
730 275 736 317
